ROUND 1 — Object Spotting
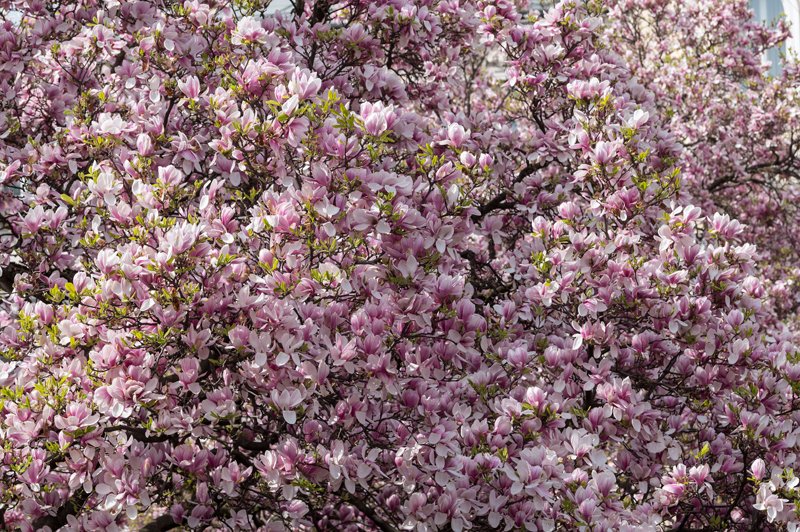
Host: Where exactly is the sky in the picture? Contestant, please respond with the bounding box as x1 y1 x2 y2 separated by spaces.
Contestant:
270 0 294 12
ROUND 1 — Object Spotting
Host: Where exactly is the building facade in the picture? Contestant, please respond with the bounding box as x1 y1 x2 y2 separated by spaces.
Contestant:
750 0 800 73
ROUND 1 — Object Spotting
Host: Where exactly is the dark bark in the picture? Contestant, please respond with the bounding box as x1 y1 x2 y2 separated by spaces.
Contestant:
140 514 178 532
342 492 398 532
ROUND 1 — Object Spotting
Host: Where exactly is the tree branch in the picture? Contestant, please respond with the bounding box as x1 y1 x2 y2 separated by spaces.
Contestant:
105 425 181 444
342 492 398 532
140 514 178 532
472 160 548 222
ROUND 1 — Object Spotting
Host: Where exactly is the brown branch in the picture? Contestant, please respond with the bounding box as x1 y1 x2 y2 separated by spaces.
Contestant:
105 425 181 444
472 160 548 222
140 514 178 532
162 96 178 134
342 492 398 532
234 433 278 452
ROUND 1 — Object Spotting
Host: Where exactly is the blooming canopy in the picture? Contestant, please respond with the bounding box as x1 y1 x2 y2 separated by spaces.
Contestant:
1 0 800 530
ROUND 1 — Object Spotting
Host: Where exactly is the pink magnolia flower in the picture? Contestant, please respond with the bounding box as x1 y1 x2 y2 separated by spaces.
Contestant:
754 484 785 523
58 319 85 345
288 68 322 100
751 458 767 480
232 17 267 45
22 205 46 233
271 389 303 424
178 75 201 99
88 171 123 205
593 141 620 165
360 102 395 136
95 113 128 136
447 123 468 147
54 403 99 432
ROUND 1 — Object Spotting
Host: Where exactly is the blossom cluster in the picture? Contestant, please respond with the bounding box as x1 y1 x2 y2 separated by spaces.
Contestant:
605 0 800 319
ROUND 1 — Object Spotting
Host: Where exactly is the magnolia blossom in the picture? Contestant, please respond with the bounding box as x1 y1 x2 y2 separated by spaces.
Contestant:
95 113 128 135
288 68 322 100
58 319 85 345
54 403 99 432
447 123 468 147
178 75 201 99
271 389 303 424
87 171 123 205
754 484 785 523
232 16 266 45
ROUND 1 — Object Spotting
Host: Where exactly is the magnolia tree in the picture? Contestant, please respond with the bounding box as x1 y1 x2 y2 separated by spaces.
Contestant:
1 0 800 530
